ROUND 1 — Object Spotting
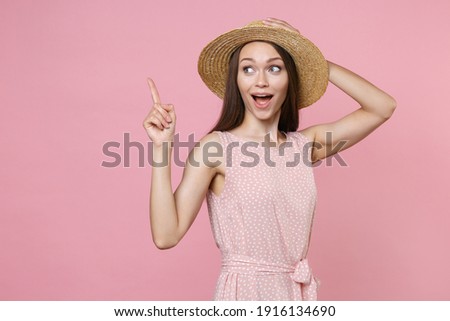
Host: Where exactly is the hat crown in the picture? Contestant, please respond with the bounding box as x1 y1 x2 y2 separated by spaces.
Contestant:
242 20 299 35
244 20 265 28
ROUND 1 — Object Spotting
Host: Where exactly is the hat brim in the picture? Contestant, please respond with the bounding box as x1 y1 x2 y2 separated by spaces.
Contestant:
198 21 328 109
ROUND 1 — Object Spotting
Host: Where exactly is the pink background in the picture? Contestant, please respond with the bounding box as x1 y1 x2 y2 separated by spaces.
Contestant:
1 0 449 300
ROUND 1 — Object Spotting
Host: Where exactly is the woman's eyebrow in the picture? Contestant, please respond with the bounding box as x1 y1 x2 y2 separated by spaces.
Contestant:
239 57 283 63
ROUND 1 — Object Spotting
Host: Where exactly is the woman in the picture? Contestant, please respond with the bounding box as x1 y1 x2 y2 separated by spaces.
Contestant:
143 18 396 300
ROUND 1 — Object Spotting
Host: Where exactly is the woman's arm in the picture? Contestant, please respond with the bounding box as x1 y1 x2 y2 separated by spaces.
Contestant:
150 136 217 249
302 62 396 162
144 79 217 249
302 61 397 162
263 18 396 162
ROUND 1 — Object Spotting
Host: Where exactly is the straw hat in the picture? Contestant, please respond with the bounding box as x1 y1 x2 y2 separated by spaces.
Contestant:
198 20 328 109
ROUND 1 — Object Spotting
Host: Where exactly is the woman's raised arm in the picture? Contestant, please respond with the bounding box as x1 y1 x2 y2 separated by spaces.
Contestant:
301 61 397 162
143 79 218 249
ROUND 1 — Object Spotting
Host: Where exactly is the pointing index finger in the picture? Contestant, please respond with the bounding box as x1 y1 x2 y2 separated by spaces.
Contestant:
147 78 161 104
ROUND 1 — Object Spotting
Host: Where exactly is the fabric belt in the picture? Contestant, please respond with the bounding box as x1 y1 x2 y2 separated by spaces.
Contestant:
221 253 319 300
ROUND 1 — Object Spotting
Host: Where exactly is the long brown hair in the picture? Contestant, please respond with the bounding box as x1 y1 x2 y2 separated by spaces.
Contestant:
208 41 300 134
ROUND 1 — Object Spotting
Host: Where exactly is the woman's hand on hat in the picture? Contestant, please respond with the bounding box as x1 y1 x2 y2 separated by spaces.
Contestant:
143 78 176 146
263 17 300 35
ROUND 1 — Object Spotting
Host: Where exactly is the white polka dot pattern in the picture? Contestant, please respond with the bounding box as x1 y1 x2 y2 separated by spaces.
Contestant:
206 131 319 301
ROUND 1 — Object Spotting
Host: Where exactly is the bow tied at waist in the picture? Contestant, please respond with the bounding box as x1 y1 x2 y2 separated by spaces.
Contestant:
221 253 319 300
291 258 313 284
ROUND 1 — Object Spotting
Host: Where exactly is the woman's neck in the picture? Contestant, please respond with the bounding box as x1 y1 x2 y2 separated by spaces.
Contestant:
232 111 286 144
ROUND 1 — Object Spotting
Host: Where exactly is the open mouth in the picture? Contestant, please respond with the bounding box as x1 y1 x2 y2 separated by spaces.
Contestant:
252 94 273 108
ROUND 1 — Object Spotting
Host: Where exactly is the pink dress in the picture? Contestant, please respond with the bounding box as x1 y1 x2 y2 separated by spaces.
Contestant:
206 130 319 301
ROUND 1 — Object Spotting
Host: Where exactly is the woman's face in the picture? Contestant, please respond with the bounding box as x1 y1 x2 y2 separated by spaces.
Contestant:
237 41 289 122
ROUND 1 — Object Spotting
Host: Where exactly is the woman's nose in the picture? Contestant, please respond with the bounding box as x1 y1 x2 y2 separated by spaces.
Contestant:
256 72 269 87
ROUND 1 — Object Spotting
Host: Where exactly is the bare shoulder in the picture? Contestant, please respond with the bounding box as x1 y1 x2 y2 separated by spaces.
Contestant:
297 126 321 163
195 131 223 153
199 131 222 145
298 126 316 143
188 131 225 174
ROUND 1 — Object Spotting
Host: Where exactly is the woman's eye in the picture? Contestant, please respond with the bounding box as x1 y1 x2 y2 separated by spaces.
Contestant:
243 66 255 73
269 65 282 72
